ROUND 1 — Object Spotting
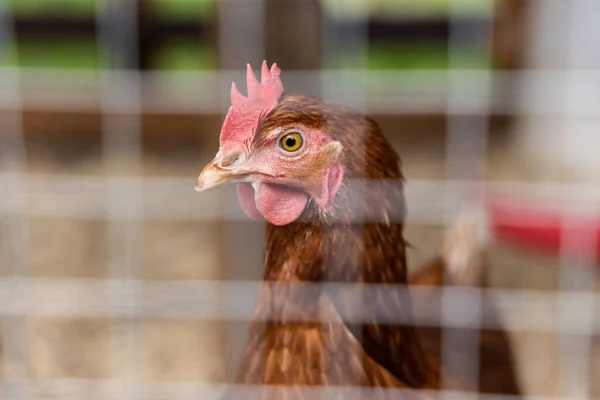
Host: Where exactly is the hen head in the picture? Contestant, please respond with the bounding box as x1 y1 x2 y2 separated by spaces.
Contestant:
195 61 346 226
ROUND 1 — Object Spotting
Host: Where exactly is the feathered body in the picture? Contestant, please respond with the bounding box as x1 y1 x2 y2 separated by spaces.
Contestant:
195 63 521 399
230 95 435 392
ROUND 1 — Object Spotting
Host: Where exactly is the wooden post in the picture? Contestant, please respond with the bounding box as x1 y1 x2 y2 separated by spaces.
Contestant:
216 0 265 69
264 0 322 96
137 0 158 70
263 0 322 70
492 0 528 69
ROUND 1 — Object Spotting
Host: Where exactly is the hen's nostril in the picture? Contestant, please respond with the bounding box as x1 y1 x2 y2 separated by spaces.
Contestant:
220 152 240 168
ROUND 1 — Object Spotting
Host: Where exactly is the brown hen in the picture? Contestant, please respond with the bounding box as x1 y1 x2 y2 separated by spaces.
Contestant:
195 62 521 399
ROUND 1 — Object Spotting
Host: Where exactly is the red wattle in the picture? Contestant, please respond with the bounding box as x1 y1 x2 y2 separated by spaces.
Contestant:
236 182 309 226
236 183 263 221
255 182 308 226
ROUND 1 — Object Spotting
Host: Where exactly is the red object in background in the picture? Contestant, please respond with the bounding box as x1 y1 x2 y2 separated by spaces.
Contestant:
486 191 600 259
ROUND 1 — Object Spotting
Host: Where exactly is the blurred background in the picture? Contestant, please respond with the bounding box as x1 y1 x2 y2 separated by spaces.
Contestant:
0 0 599 399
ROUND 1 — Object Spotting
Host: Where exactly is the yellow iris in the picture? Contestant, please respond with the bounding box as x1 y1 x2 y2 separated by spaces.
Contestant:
279 132 303 152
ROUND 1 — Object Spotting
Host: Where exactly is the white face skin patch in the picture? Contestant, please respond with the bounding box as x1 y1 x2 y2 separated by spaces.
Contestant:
265 127 283 140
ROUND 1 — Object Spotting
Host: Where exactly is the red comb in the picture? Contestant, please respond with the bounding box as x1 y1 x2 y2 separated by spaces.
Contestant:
219 61 284 147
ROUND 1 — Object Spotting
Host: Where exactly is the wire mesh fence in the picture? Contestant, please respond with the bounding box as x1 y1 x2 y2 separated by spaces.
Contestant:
0 0 599 399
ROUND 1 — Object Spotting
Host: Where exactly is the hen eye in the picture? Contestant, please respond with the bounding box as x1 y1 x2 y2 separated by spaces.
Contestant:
279 132 304 152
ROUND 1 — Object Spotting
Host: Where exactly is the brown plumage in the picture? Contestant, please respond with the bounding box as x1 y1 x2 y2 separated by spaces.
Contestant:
196 64 521 399
224 95 434 397
411 214 522 396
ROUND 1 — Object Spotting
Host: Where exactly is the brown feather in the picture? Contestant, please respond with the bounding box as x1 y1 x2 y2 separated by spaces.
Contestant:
410 250 521 395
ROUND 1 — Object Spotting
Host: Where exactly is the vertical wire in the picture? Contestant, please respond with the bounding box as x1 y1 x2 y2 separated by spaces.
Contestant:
95 0 143 398
556 0 599 397
217 0 264 70
320 3 333 398
441 0 494 393
352 0 368 394
320 0 369 395
0 2 29 400
321 0 368 110
218 0 266 385
357 0 368 395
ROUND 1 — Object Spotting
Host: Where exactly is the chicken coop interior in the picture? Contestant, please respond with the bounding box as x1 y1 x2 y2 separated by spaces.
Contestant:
0 0 599 398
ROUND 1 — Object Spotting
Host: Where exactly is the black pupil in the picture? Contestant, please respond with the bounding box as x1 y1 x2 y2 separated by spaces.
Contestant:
285 136 297 148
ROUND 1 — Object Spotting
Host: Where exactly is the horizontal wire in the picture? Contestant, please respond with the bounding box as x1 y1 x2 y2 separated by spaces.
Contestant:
0 68 600 115
0 379 587 400
1 174 599 224
0 278 597 334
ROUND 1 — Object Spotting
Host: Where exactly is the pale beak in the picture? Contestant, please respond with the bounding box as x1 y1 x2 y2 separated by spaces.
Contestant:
195 157 248 192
